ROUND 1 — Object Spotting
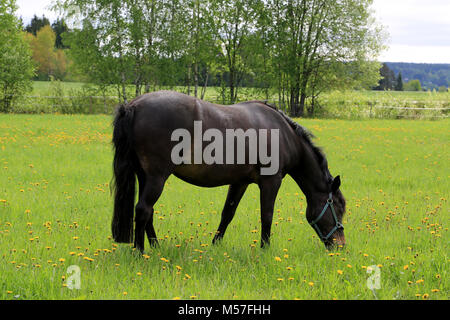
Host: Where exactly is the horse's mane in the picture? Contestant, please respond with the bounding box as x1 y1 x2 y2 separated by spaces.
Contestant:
257 101 333 184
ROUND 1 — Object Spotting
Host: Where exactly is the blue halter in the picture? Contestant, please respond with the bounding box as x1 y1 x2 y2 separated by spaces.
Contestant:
309 193 344 241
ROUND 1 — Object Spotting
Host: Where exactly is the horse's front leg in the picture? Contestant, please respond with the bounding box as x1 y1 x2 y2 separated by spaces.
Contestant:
212 183 248 244
259 176 282 248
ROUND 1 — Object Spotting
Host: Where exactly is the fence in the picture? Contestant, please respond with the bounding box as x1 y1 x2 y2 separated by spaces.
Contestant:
2 94 450 119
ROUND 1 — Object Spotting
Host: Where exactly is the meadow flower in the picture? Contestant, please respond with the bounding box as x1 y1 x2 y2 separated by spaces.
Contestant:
274 256 282 262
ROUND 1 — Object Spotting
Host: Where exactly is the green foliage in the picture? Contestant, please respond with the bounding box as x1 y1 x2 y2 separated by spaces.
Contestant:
404 79 422 92
55 0 385 111
261 0 385 116
0 0 35 112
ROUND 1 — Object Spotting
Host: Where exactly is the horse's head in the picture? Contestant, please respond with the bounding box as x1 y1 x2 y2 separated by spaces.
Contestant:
306 175 346 249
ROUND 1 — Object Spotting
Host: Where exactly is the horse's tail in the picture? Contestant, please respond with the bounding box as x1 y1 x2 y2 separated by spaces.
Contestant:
111 103 137 243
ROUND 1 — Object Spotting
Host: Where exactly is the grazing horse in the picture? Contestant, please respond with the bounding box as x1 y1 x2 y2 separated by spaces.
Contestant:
111 90 346 253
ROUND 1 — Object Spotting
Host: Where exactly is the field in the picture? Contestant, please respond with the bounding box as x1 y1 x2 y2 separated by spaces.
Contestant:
0 114 448 300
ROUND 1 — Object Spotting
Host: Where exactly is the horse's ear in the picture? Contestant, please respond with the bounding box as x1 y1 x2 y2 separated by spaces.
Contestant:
331 175 341 193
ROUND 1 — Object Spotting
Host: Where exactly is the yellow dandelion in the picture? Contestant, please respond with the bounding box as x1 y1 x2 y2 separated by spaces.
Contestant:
308 282 314 287
274 256 282 262
337 270 343 275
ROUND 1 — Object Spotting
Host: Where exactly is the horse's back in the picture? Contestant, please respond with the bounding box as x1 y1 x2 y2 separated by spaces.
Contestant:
129 91 299 185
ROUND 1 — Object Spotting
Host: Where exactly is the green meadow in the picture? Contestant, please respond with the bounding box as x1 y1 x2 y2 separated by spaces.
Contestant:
0 114 448 300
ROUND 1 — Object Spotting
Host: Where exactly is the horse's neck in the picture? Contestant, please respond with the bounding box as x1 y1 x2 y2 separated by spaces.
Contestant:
290 149 329 202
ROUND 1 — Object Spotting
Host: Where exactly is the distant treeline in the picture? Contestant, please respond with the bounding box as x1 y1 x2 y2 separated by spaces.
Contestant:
385 62 450 90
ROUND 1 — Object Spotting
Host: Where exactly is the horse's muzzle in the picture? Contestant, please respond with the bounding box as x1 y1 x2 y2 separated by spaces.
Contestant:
324 231 346 250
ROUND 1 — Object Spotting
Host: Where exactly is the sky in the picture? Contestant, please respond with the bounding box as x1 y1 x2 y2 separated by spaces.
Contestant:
15 0 450 64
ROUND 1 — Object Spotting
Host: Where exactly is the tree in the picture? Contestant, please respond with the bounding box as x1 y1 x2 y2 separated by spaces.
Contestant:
0 0 35 112
29 25 57 79
52 18 68 49
210 0 258 103
265 0 384 116
180 0 217 98
438 85 448 93
395 72 403 91
404 79 422 91
25 14 50 35
375 63 395 90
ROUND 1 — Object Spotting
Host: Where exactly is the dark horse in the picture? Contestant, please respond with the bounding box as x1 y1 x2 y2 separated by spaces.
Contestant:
112 90 346 253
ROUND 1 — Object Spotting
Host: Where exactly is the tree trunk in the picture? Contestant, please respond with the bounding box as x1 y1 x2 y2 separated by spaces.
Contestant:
187 65 191 96
194 62 198 98
201 72 208 100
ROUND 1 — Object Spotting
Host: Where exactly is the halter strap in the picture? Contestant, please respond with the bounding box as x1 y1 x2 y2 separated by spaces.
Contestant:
309 193 344 241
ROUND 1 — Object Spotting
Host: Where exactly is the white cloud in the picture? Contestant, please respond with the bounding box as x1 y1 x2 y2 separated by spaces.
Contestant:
372 0 450 62
16 0 57 24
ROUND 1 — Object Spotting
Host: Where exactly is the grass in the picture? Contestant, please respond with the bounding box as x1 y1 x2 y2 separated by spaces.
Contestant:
0 114 448 300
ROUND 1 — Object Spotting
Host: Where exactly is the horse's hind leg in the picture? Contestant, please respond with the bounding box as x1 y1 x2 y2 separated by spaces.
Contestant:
212 183 248 244
134 173 168 253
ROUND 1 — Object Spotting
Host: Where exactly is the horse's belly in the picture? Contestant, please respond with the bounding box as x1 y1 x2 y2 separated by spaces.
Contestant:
173 164 257 187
